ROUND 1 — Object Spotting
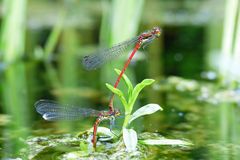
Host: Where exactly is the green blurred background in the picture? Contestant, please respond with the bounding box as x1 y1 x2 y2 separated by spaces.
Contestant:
0 0 240 159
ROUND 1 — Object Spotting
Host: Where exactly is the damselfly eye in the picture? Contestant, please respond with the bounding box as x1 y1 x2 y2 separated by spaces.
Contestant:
152 27 161 37
116 112 120 116
114 109 121 116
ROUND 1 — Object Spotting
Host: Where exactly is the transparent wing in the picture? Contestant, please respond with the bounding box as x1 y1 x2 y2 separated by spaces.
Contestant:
82 36 139 70
35 100 101 121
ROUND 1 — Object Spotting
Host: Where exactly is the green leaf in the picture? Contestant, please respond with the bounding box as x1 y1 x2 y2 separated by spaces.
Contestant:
106 83 128 109
129 104 163 124
139 138 193 146
123 128 138 152
87 127 115 137
129 79 155 109
114 68 133 97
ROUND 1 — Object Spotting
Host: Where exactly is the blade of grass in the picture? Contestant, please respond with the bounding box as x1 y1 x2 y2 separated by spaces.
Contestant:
44 11 65 60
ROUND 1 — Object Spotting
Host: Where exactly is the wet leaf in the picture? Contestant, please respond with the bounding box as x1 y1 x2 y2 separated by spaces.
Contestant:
129 104 163 124
123 128 138 152
96 127 116 137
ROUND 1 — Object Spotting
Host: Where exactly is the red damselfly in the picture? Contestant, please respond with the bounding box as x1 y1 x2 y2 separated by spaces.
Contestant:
35 100 120 149
82 27 162 111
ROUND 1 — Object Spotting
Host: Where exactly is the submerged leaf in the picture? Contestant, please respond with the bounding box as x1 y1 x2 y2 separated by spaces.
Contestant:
129 104 163 124
123 128 138 152
140 139 193 146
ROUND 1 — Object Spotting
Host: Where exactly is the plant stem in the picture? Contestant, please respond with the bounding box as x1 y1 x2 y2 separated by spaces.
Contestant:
123 114 131 128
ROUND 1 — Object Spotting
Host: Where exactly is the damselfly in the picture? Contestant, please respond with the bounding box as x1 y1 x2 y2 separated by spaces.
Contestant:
35 100 120 149
82 27 162 111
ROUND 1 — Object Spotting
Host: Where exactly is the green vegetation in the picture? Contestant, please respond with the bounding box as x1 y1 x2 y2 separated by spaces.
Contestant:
0 0 240 159
105 69 192 151
0 0 29 157
219 0 240 85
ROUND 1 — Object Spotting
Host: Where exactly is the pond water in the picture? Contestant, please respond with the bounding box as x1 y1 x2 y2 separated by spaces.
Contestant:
1 74 239 159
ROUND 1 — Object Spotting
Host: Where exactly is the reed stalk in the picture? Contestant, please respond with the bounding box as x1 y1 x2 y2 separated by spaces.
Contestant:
0 0 29 157
100 0 144 95
230 3 240 83
219 0 239 84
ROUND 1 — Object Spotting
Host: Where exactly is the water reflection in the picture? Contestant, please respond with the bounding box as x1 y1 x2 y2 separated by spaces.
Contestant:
144 77 240 159
1 63 30 159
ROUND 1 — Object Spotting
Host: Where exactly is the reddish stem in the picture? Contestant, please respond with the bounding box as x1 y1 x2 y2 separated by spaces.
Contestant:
92 42 140 149
108 41 141 111
92 118 101 149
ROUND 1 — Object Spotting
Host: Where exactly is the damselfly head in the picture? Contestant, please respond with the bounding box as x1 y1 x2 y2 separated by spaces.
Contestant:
114 108 121 117
152 27 162 38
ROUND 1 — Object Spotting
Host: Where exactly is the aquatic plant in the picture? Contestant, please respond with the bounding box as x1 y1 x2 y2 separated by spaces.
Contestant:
105 69 192 151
